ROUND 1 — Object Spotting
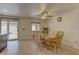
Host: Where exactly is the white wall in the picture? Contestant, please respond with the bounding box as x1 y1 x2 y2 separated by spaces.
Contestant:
18 18 48 40
48 8 79 49
0 19 1 33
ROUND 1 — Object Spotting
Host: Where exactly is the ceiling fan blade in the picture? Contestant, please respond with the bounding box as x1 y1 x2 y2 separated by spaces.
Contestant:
47 15 53 17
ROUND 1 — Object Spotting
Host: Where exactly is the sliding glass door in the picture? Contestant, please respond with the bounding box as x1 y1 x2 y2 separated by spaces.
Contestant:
1 19 18 40
1 21 8 34
8 21 18 40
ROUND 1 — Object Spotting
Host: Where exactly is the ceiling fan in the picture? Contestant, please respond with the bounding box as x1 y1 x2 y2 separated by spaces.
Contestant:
36 11 53 19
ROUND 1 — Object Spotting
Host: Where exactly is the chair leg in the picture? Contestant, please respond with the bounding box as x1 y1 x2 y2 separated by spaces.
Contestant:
56 47 63 54
60 46 64 53
53 47 57 54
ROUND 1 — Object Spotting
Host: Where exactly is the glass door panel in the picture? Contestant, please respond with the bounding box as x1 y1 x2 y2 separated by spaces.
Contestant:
1 21 8 34
9 21 18 40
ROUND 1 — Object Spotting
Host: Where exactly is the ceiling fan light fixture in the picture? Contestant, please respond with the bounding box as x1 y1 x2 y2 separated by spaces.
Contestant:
42 16 46 19
42 11 48 16
44 13 47 16
36 11 52 19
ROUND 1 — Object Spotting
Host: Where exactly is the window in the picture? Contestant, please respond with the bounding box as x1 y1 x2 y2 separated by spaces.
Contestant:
32 22 40 31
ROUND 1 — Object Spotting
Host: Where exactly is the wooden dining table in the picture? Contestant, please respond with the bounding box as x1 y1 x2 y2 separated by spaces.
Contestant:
40 37 55 50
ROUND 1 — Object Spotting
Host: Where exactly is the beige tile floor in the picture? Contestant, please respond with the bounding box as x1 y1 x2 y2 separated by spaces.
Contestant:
0 39 79 55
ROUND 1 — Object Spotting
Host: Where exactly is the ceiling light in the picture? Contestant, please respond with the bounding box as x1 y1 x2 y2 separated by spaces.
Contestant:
4 9 8 12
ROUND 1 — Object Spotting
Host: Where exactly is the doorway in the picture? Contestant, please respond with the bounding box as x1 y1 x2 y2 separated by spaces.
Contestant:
1 19 18 40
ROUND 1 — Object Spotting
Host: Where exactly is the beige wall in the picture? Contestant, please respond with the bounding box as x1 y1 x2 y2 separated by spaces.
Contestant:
0 17 48 40
48 8 79 49
18 18 48 40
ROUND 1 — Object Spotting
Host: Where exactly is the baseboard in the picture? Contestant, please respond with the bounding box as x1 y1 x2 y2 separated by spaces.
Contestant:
19 39 34 41
8 39 18 41
62 44 79 52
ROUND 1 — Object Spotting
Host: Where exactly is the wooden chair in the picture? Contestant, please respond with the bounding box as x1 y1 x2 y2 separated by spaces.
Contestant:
37 34 47 48
54 31 64 52
48 31 64 52
38 31 64 52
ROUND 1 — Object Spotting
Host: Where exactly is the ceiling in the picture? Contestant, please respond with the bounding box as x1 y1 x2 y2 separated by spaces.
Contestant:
0 3 79 17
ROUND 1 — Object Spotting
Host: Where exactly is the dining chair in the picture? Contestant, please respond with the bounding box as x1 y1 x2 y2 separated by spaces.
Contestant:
54 31 64 52
48 31 64 52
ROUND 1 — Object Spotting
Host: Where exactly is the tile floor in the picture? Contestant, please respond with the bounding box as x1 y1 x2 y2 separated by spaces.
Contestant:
0 39 79 55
